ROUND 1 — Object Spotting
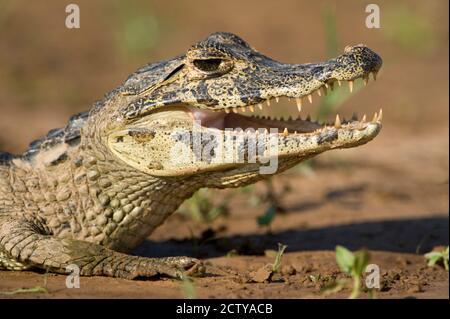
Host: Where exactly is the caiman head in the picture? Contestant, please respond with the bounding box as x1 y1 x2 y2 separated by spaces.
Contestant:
89 32 382 187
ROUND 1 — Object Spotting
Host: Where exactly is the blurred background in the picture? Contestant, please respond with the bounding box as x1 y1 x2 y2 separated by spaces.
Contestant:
0 0 448 252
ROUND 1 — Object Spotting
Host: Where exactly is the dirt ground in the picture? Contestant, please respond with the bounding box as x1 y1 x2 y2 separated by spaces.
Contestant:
0 0 448 298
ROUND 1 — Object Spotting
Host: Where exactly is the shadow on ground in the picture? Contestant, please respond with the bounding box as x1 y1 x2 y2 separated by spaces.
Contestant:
134 216 449 258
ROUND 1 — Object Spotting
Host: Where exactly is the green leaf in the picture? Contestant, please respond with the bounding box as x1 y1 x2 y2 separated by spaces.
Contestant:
180 277 196 299
336 245 355 274
426 254 442 266
0 286 48 295
272 243 288 273
257 205 276 226
353 249 370 276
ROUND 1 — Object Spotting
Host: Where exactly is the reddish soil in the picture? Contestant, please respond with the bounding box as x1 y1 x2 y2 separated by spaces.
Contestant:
0 0 448 298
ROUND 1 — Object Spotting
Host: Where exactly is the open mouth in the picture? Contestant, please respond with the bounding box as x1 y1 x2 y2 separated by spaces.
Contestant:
188 72 382 136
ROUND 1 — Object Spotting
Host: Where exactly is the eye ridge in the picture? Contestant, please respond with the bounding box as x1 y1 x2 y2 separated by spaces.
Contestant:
193 58 223 72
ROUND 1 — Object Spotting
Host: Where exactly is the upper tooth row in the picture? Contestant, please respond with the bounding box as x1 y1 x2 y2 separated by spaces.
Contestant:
223 71 378 114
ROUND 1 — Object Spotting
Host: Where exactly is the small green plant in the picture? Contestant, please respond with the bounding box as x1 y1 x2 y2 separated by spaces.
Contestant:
255 179 292 228
257 204 276 229
179 189 229 223
425 246 449 271
0 269 49 295
226 249 238 258
0 286 48 295
180 276 196 299
323 246 371 299
271 243 288 273
336 245 370 299
309 274 322 283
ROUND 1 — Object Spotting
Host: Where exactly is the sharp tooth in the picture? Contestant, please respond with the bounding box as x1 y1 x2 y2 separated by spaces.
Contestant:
361 114 367 122
225 108 230 114
372 71 378 81
275 97 279 103
249 105 255 112
337 80 342 86
317 89 322 97
283 127 288 136
348 80 354 93
294 130 298 134
266 99 271 106
334 114 341 128
307 94 313 104
232 108 238 113
240 107 246 112
258 103 263 110
324 83 329 89
363 75 369 86
264 128 269 134
295 97 302 112
372 112 378 122
378 108 383 121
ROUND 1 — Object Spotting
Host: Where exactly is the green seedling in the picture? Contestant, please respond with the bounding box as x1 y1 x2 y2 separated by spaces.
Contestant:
0 268 49 295
180 276 196 299
309 274 323 283
425 246 449 271
0 286 48 295
257 205 276 228
271 243 288 273
331 245 370 299
255 179 292 227
180 189 229 223
226 249 238 258
335 245 370 299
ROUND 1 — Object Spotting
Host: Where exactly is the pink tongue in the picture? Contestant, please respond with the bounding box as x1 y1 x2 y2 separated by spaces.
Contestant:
189 107 225 129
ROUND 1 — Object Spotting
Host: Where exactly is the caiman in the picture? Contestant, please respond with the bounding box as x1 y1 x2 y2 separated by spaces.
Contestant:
0 32 382 279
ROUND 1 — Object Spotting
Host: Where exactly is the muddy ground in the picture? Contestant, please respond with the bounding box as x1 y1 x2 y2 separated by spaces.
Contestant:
0 0 448 298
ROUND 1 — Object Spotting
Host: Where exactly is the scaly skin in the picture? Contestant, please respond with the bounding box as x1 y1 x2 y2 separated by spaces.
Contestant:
0 32 382 279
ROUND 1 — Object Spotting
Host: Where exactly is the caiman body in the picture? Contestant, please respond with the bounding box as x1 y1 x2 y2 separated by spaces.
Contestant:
0 32 382 279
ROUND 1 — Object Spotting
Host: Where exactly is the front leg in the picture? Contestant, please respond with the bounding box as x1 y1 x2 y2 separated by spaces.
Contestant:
0 216 202 279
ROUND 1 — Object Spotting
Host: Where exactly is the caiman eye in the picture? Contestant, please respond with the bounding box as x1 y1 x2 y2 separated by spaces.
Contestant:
193 58 223 72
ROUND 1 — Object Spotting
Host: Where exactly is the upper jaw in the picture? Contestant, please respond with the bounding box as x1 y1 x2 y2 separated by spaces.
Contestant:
210 44 382 113
122 44 382 118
